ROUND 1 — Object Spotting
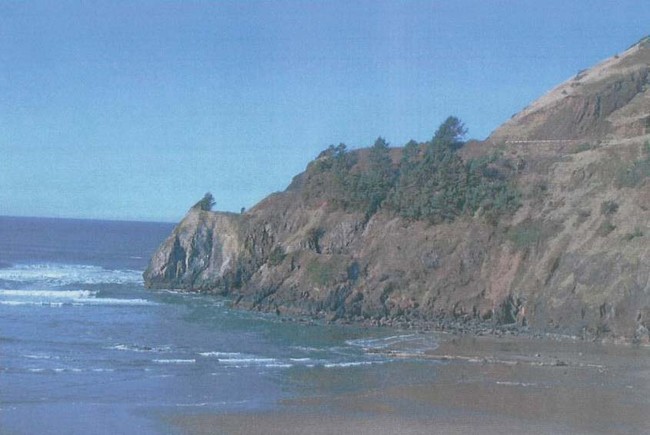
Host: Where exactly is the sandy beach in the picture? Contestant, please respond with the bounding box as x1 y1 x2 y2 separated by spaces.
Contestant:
167 334 650 434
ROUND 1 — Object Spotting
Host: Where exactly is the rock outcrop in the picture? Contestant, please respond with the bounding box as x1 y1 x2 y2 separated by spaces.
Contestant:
145 38 650 342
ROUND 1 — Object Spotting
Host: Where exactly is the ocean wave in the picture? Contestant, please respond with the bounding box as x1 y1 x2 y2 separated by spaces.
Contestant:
346 334 418 348
323 361 378 368
0 263 143 286
346 333 439 355
0 289 96 298
200 352 382 370
25 367 115 374
152 359 196 364
108 344 172 353
198 351 243 358
200 352 301 369
73 298 154 306
0 298 155 307
0 288 156 307
219 357 277 365
22 353 60 360
0 301 69 307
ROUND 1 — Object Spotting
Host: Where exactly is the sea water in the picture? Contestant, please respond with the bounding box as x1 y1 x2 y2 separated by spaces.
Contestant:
0 216 439 434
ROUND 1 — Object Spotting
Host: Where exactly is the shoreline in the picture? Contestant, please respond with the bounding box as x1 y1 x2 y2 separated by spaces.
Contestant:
166 332 650 435
159 288 645 345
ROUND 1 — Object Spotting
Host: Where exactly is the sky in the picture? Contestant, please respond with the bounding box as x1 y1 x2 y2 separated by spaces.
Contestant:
1 1 649 222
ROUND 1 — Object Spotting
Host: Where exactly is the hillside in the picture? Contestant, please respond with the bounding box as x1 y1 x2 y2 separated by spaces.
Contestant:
144 38 650 342
490 37 650 142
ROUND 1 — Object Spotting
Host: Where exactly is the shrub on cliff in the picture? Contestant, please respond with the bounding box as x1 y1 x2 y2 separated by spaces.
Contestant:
192 192 216 211
268 246 286 266
616 141 650 188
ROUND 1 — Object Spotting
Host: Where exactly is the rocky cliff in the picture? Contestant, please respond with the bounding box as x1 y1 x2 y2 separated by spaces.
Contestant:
145 38 650 342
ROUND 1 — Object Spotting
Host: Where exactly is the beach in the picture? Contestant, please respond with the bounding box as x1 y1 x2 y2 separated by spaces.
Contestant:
169 334 650 435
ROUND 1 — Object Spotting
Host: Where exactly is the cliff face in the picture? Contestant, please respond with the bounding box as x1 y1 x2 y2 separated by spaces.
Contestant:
145 39 650 342
144 211 245 290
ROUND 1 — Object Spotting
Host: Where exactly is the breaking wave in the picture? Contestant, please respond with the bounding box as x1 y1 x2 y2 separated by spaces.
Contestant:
346 333 439 355
0 263 143 287
0 289 155 307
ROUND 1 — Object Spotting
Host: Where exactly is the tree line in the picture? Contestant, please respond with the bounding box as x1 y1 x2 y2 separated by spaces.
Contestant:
305 116 520 224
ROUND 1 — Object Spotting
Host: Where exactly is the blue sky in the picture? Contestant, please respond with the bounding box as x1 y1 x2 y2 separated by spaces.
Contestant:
1 1 648 222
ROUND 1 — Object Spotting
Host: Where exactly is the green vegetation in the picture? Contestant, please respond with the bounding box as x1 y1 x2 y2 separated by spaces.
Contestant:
570 142 595 154
616 141 650 188
304 116 520 224
192 192 216 211
600 200 619 216
597 220 616 237
306 259 337 286
359 137 396 216
575 209 591 226
268 246 286 266
508 221 543 249
306 227 324 254
623 227 644 241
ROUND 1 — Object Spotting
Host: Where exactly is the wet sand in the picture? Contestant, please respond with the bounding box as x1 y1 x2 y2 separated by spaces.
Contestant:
168 334 650 434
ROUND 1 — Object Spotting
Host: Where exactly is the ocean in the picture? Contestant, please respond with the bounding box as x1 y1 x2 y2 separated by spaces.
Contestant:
0 216 440 434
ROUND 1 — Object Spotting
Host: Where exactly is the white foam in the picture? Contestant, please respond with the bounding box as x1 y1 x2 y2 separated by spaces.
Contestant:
346 334 417 348
27 367 113 374
199 351 243 358
23 353 59 360
74 298 154 306
110 344 136 351
219 357 277 365
346 334 438 355
323 361 377 368
0 289 96 298
0 301 65 307
200 353 320 369
152 359 196 364
0 263 143 286
208 354 299 369
0 288 154 307
200 351 282 366
0 296 155 307
109 344 171 353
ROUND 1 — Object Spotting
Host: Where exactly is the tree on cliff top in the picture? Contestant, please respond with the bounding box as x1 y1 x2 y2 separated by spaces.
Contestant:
431 116 467 152
192 192 216 211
